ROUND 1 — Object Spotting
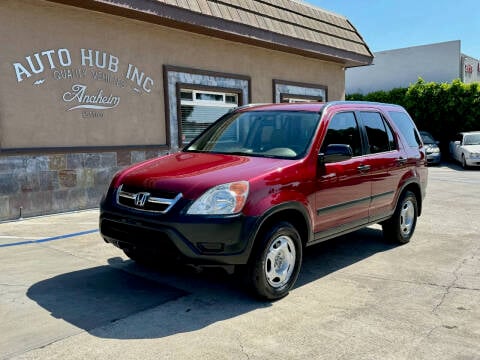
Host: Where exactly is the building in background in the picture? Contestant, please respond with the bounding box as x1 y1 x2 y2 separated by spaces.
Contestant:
0 0 372 220
346 40 480 95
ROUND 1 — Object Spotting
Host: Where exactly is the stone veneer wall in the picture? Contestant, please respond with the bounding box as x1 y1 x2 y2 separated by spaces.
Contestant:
0 149 168 221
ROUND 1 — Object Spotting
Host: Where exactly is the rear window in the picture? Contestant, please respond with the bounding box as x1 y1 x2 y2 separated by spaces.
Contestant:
359 111 397 153
388 111 422 147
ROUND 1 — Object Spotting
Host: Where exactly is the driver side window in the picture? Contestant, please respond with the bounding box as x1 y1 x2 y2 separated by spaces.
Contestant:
321 112 362 157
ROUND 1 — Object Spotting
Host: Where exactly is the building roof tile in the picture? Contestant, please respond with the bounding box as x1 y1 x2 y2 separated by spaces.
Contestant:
47 0 373 66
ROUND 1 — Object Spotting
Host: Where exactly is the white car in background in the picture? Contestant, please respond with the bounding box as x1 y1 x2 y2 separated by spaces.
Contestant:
449 132 480 169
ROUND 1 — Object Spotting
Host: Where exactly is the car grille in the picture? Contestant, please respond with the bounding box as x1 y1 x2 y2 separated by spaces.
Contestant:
116 184 182 213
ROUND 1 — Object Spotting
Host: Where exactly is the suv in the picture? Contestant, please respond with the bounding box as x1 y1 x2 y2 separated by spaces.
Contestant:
100 101 427 300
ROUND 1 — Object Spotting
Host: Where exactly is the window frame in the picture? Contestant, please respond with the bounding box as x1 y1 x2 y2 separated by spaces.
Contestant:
164 65 251 151
280 93 324 103
357 111 398 154
273 79 328 104
321 111 364 158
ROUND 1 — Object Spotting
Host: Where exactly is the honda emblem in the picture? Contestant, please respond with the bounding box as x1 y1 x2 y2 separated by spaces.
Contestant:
134 192 150 207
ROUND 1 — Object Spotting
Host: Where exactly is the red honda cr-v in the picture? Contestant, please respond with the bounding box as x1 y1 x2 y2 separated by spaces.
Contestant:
100 101 427 300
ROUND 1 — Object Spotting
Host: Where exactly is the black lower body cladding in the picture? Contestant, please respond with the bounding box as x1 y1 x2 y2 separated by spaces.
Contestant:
99 201 258 265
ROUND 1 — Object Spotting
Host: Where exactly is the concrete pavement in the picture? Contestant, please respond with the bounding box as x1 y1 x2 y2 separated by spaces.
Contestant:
1 164 479 359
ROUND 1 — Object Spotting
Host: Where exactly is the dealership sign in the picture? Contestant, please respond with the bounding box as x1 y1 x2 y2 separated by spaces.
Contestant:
12 48 155 117
62 84 120 110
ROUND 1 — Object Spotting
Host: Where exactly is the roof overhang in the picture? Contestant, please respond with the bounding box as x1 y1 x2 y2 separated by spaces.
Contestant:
47 0 373 67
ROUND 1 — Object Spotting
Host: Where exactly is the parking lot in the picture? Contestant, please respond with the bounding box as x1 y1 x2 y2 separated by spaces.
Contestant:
1 164 479 360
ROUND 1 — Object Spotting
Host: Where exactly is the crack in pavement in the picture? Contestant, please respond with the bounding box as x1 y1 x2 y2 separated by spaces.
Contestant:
432 244 480 314
406 244 480 359
345 273 480 292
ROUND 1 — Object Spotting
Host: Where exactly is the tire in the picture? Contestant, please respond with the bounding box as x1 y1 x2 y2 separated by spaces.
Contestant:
461 154 469 170
382 191 418 244
247 222 302 300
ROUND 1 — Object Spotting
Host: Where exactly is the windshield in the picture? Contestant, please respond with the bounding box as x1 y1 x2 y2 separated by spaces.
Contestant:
185 110 320 159
464 134 480 145
420 133 435 144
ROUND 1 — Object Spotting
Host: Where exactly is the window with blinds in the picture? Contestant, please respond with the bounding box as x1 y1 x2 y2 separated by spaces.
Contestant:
280 94 323 103
180 89 239 145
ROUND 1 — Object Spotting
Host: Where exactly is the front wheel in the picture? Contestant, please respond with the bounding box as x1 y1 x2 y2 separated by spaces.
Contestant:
462 154 469 169
247 222 302 300
382 191 418 244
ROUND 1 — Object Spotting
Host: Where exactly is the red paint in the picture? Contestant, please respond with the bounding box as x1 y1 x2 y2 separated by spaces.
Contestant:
111 102 426 225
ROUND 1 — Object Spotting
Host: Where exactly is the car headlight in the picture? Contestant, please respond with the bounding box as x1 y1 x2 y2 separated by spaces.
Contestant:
426 146 440 154
470 152 480 158
187 181 249 215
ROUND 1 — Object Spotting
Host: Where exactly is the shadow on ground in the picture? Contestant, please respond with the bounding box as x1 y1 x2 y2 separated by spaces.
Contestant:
434 160 480 171
27 226 396 339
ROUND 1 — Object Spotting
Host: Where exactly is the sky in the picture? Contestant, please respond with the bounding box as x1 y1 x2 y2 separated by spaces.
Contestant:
307 0 480 57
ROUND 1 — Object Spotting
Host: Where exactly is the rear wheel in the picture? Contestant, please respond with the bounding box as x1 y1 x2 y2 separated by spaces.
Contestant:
247 222 302 300
382 191 418 244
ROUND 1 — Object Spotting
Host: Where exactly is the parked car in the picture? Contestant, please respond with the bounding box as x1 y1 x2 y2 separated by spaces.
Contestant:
419 131 441 165
449 131 480 169
100 101 428 300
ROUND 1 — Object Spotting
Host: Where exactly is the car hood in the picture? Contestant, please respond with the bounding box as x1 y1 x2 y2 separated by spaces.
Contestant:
114 152 296 199
463 144 480 153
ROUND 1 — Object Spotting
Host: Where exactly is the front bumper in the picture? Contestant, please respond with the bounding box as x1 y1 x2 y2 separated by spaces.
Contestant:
465 157 480 167
425 152 441 165
100 194 258 265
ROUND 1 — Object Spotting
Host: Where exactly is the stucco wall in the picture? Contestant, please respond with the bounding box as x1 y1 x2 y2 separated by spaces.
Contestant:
346 40 462 94
0 0 345 220
1 0 344 150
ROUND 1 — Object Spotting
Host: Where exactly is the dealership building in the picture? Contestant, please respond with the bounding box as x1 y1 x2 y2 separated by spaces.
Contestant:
346 40 480 94
0 0 372 220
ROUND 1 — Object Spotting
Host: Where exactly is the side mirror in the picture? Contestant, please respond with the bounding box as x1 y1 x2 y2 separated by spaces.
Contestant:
319 144 353 164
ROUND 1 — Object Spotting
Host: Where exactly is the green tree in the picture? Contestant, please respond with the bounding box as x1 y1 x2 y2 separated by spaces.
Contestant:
347 78 480 154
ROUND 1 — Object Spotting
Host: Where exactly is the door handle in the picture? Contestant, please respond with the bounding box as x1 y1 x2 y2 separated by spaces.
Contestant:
396 157 408 165
357 164 371 172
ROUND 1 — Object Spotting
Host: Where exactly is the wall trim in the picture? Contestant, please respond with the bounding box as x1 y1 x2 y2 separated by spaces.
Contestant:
163 65 251 150
272 79 328 103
